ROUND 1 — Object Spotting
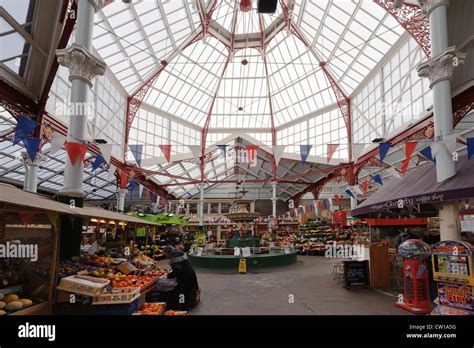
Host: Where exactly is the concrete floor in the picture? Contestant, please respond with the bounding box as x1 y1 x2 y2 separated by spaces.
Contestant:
189 256 408 315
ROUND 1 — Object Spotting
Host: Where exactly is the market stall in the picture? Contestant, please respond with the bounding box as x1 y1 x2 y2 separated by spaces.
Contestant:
0 184 171 316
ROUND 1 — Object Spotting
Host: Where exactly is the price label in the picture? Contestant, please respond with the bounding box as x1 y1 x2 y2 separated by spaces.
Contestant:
284 246 290 254
197 247 203 256
242 247 251 257
234 247 241 256
269 242 275 248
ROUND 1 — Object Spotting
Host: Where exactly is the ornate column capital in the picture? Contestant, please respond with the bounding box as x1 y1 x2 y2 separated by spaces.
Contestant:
417 46 466 88
117 188 128 196
21 151 45 166
418 0 449 15
56 43 106 88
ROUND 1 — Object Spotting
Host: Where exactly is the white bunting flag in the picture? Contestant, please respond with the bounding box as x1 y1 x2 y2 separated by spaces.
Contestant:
107 164 117 182
352 143 366 162
98 143 113 164
351 185 363 196
272 145 286 166
386 167 402 179
49 132 66 155
188 145 201 162
139 184 144 198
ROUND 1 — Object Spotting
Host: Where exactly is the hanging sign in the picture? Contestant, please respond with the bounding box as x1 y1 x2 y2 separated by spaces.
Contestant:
242 247 251 257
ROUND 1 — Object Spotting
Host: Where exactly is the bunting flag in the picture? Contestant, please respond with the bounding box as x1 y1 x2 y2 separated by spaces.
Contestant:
345 189 355 199
107 164 117 181
119 170 128 189
49 132 66 155
313 202 318 215
334 194 341 205
91 155 105 171
129 144 144 167
24 137 41 161
467 138 474 160
146 188 150 200
386 166 402 179
372 174 383 185
362 181 368 193
130 179 136 193
379 142 391 162
322 199 329 210
65 142 88 165
14 115 37 145
352 143 366 162
97 143 113 164
19 211 35 226
151 192 155 203
420 146 435 163
161 198 166 207
327 144 339 163
272 145 286 166
317 200 323 210
217 144 229 157
139 184 144 198
443 134 457 154
300 145 312 165
246 145 258 166
159 144 172 162
401 141 417 174
189 145 201 162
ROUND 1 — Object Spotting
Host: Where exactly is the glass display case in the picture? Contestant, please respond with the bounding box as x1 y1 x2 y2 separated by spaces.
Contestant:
0 211 59 315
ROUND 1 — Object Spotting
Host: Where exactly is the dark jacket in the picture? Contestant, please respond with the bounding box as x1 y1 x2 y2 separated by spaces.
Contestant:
167 255 200 310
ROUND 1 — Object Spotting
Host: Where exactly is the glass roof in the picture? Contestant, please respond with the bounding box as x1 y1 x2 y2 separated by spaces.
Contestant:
93 0 405 129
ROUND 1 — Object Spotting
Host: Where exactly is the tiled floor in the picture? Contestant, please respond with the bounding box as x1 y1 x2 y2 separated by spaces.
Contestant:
188 256 408 315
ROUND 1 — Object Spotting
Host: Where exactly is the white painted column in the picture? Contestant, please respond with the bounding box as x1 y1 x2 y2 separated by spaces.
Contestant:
250 201 255 213
21 152 44 193
350 197 357 210
199 184 205 226
57 0 106 197
417 0 466 241
117 188 127 212
272 182 277 217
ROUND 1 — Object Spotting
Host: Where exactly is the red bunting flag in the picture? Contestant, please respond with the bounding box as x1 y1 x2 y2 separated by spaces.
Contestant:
65 142 88 165
19 212 34 225
119 170 128 188
145 189 150 200
334 194 341 205
362 181 368 193
161 198 166 207
401 142 417 174
327 144 339 163
317 201 323 210
159 145 172 162
246 145 259 165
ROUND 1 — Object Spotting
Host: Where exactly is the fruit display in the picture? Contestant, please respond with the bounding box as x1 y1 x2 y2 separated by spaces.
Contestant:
111 275 157 290
164 310 187 316
0 310 5 315
0 301 5 309
130 255 156 270
82 255 114 267
87 268 121 279
5 300 23 311
4 294 19 303
144 268 169 278
59 259 98 277
134 302 166 315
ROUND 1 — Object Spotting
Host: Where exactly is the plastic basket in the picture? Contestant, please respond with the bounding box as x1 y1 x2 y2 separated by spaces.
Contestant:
56 275 110 297
92 287 140 305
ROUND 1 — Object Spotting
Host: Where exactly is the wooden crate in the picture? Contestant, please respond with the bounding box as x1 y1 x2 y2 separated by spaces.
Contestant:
56 275 110 297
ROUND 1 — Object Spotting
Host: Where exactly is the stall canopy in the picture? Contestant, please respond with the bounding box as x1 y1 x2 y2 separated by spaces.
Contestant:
351 156 474 217
137 213 188 226
0 183 160 226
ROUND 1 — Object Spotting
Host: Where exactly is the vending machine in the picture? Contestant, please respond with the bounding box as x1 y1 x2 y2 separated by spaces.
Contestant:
396 239 432 314
431 240 474 315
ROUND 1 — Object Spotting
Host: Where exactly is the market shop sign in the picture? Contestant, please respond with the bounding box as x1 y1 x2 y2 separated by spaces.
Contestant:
368 193 446 212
